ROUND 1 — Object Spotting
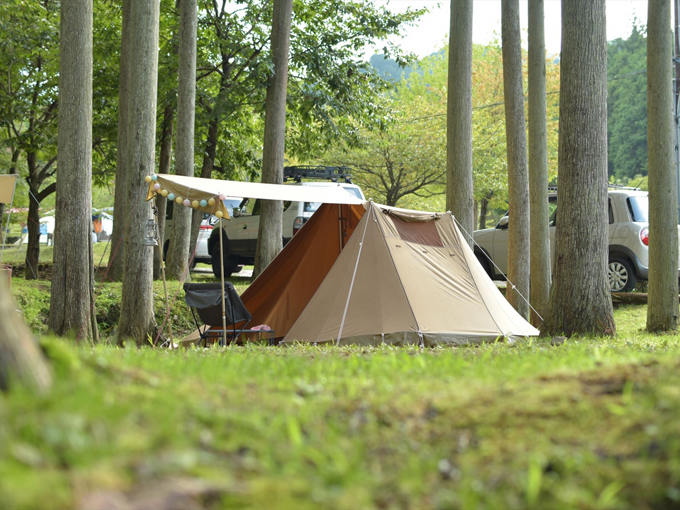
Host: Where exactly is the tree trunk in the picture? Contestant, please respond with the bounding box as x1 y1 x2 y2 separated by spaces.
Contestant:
502 0 531 319
647 0 679 332
49 0 99 343
189 118 219 257
166 0 197 280
479 192 492 230
24 159 41 280
108 0 131 282
153 104 174 280
542 0 614 337
0 277 52 393
528 0 551 326
118 0 160 344
253 0 293 278
446 0 474 246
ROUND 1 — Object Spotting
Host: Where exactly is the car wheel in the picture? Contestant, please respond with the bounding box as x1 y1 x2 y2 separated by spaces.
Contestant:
608 257 637 292
210 238 236 278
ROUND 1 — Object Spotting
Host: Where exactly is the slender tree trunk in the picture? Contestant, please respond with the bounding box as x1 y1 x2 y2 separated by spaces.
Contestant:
647 0 679 332
153 104 174 280
528 0 551 326
0 277 52 393
189 118 219 256
502 0 530 319
543 0 614 337
49 0 98 343
479 192 492 230
446 0 474 245
24 154 41 280
118 0 160 344
108 0 131 282
167 0 198 280
253 0 293 278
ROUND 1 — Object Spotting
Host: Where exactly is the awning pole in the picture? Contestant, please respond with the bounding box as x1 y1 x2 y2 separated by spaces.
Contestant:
0 177 17 267
154 208 173 347
218 217 227 344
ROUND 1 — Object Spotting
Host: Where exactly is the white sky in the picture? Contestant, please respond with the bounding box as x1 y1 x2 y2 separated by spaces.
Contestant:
373 0 649 58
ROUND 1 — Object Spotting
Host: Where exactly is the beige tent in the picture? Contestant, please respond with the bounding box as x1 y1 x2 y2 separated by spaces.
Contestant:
238 200 539 346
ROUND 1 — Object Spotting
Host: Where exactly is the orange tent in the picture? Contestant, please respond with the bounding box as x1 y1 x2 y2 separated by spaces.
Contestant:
239 202 364 338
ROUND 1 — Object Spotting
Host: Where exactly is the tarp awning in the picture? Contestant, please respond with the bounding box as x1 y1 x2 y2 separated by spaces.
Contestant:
0 175 18 204
146 174 364 219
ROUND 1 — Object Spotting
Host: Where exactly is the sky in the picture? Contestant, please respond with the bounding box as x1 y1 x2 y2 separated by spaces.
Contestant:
373 0 649 58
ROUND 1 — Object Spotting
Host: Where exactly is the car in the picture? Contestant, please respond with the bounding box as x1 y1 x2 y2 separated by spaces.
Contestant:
472 187 672 293
163 197 243 270
208 180 365 277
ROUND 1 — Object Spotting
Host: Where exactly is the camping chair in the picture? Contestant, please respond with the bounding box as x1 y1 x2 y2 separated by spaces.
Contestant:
183 282 252 346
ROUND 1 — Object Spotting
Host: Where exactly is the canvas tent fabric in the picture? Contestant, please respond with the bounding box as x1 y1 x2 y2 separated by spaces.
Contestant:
282 202 539 345
239 201 539 346
146 174 363 219
0 175 18 204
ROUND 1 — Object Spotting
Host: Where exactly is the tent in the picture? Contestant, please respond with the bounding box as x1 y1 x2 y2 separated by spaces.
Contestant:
240 201 539 346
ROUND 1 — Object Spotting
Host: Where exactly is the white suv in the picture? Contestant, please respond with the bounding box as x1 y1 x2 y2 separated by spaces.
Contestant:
209 181 365 277
472 188 677 292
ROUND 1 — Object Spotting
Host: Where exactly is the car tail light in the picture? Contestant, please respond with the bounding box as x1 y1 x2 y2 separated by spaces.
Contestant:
640 227 649 246
200 224 213 231
293 216 307 235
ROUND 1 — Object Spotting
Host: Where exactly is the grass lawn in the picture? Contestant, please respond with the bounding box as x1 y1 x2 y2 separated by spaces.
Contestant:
2 298 680 509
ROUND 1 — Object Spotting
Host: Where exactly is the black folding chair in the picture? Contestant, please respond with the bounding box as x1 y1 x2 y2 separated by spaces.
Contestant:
183 282 252 345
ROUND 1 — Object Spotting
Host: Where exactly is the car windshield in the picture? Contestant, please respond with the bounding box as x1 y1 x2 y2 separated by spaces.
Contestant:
627 196 648 222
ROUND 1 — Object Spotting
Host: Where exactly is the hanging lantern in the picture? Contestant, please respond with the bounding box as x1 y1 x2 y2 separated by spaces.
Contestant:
144 218 158 246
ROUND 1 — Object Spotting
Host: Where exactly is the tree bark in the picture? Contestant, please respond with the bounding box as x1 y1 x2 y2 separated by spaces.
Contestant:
446 0 474 246
502 0 531 319
108 0 131 282
542 0 614 337
528 0 551 326
647 0 679 332
24 155 41 281
49 0 99 344
118 0 160 344
0 277 52 393
253 0 293 278
153 104 174 280
166 0 198 280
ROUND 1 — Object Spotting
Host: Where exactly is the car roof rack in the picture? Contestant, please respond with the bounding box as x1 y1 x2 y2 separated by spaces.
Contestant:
283 165 353 183
547 184 641 192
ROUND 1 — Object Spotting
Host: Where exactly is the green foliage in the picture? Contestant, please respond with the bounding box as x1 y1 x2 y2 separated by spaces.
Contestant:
607 24 648 182
2 305 680 509
323 43 560 212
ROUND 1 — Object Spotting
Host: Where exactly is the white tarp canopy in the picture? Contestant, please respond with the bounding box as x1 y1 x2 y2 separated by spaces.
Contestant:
147 174 364 219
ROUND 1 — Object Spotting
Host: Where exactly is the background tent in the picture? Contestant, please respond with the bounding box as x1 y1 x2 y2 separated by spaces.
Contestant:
241 201 539 345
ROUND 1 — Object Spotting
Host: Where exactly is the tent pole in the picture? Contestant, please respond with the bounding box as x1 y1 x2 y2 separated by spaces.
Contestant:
0 177 17 267
218 217 227 344
338 204 342 252
154 211 173 347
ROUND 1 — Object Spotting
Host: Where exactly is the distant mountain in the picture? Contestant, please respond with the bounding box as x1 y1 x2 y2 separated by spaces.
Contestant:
369 54 413 83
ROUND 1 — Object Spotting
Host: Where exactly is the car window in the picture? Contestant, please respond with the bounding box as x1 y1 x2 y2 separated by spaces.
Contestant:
608 200 614 224
166 200 173 220
304 202 320 213
343 187 362 199
627 196 648 222
548 197 558 226
283 201 292 211
251 199 261 216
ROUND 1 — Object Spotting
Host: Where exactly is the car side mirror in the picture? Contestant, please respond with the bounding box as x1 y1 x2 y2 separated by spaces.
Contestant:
232 208 241 218
497 216 509 229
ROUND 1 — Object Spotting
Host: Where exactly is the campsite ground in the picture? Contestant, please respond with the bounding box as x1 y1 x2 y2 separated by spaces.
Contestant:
2 277 680 509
